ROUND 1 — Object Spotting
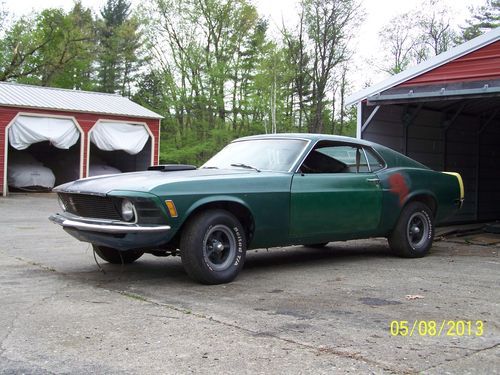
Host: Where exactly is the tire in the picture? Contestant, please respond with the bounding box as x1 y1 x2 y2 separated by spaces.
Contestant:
180 209 246 284
303 243 329 248
92 245 144 264
388 202 434 258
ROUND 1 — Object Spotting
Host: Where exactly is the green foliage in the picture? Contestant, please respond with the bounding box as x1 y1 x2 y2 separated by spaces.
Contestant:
97 0 144 96
0 2 95 87
460 0 499 41
0 0 362 165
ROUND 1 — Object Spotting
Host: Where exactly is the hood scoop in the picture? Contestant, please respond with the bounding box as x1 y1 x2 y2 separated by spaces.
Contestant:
148 164 197 172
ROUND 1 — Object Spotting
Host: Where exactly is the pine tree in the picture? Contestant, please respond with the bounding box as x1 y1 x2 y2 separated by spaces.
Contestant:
461 0 500 41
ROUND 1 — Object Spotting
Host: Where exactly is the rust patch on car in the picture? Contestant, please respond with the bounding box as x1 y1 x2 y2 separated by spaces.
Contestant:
389 173 409 206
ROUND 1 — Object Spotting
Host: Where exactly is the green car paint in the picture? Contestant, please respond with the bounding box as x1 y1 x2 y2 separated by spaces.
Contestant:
50 134 463 252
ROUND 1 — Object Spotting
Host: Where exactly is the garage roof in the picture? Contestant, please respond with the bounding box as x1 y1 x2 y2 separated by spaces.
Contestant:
346 27 500 106
0 82 163 119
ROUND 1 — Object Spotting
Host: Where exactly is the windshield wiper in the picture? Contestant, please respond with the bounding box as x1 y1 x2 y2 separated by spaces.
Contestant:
230 163 261 172
201 166 219 169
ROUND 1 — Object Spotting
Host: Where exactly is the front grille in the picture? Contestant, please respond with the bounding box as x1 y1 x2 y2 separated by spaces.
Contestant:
59 193 122 221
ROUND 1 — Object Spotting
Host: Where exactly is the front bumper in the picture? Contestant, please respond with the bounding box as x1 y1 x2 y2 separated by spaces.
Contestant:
49 213 172 251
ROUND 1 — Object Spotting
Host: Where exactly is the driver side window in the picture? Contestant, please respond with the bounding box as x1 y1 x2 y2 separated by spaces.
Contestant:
299 142 369 174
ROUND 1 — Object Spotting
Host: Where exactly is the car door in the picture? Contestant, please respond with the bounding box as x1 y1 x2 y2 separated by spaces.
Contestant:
290 142 382 239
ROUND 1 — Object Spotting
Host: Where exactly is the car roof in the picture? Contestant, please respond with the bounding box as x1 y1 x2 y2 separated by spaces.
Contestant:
234 133 430 170
234 133 378 147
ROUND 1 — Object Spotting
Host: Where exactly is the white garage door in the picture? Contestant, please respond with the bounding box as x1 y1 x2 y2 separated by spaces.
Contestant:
90 122 150 155
9 115 80 150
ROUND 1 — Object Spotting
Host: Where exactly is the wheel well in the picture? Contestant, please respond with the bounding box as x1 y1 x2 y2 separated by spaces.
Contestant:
407 194 437 217
182 201 255 244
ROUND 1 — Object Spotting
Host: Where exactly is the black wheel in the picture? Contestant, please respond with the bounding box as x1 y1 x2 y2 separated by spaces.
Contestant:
303 243 329 248
180 209 246 284
92 245 144 264
388 202 434 258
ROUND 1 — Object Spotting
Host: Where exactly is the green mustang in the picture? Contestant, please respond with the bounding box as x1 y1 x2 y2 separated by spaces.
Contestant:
49 134 464 284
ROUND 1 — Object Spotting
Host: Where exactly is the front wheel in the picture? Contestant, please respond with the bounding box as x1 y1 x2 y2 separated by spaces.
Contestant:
180 209 246 284
92 245 144 264
388 202 434 258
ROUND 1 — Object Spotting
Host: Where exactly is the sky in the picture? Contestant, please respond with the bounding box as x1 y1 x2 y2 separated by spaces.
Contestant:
1 0 486 93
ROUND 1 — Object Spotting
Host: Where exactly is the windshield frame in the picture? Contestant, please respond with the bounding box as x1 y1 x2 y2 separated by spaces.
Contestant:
201 137 312 173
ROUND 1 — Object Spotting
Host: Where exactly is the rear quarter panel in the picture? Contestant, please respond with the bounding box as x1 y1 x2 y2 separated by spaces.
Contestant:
376 167 462 233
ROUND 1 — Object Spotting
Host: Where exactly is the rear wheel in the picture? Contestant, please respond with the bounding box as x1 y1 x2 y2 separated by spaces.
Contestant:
180 209 246 284
92 245 144 264
388 202 434 258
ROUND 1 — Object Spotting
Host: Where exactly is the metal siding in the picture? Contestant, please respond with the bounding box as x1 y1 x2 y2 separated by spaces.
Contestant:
402 41 500 85
362 103 405 152
478 120 500 220
0 82 162 119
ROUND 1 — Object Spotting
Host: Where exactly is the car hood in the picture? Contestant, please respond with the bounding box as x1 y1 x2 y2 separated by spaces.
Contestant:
55 168 272 195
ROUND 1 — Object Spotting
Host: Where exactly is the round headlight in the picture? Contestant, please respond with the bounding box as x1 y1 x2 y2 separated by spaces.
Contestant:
58 196 66 211
121 199 135 222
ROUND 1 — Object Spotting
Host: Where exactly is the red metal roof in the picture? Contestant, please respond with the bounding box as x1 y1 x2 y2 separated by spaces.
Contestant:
401 40 500 86
346 28 500 106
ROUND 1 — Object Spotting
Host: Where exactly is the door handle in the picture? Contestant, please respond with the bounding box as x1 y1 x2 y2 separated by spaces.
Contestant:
366 178 380 185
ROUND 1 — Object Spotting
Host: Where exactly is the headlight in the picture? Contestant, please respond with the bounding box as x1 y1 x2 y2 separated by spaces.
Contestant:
58 196 66 211
121 199 135 222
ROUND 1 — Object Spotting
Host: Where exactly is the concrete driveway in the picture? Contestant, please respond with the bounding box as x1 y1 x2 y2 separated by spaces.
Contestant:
0 194 498 374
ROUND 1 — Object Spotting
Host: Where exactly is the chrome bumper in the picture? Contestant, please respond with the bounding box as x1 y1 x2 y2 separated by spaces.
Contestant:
49 213 171 234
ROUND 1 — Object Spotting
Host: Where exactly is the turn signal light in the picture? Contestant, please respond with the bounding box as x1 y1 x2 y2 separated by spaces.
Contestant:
165 200 178 218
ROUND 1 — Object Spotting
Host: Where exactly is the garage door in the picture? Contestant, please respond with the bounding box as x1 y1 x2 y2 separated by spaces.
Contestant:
89 121 152 176
6 115 82 193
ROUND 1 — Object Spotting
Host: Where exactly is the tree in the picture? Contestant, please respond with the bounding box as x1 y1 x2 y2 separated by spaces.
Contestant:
303 0 361 133
379 1 457 75
144 0 271 164
379 12 419 75
416 0 456 60
0 3 95 87
461 0 500 41
44 2 96 89
282 8 312 132
97 0 143 95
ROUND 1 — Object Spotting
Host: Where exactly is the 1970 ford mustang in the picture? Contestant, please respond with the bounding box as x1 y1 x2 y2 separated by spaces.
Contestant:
50 134 464 284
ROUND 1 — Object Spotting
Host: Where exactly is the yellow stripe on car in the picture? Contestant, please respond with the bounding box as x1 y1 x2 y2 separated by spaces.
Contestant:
443 172 464 200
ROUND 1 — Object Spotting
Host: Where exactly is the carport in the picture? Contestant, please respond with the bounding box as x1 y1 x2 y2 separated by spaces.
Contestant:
0 82 162 195
347 28 500 223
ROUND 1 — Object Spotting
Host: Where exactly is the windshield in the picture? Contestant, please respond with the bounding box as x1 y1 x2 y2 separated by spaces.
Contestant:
202 138 308 172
